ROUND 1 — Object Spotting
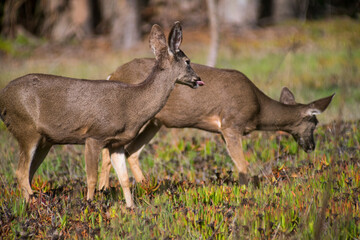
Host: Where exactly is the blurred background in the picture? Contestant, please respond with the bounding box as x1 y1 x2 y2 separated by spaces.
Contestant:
0 0 359 122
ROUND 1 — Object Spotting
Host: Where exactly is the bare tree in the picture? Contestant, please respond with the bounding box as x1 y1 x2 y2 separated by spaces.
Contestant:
2 0 26 38
42 0 92 42
110 0 141 49
206 0 219 67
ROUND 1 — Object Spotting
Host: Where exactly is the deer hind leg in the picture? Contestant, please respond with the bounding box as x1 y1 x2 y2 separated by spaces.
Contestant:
109 146 134 208
221 128 249 184
16 144 37 201
29 138 52 185
84 138 102 200
16 135 50 201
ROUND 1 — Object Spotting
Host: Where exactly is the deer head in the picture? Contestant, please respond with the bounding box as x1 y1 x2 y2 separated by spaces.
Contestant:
280 87 335 152
151 21 204 89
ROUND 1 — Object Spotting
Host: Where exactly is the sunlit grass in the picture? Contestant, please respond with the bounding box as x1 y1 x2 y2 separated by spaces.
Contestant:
2 120 359 238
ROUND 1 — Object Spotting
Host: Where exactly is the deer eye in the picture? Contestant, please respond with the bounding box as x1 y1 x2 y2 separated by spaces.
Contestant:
185 59 190 65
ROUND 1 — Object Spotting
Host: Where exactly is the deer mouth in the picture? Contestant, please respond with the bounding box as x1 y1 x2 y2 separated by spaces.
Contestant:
296 137 315 153
176 77 204 89
193 78 205 88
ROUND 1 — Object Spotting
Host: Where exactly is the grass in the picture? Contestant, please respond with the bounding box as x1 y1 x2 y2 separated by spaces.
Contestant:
0 18 360 239
0 121 359 239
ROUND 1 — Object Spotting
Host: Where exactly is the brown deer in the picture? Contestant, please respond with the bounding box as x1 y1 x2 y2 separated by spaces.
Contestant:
0 22 202 208
99 58 334 189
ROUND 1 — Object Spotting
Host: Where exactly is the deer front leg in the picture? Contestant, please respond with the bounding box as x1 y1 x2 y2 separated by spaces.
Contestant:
127 146 146 183
109 146 134 208
125 119 162 183
99 147 146 190
84 138 102 200
221 128 249 185
99 148 112 190
99 145 145 191
98 119 162 190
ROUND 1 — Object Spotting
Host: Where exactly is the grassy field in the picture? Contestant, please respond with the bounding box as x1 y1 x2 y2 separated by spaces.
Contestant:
0 18 359 239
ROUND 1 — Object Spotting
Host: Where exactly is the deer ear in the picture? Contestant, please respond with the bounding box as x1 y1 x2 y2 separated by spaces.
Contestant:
280 87 296 105
149 24 167 60
305 93 335 116
168 21 183 54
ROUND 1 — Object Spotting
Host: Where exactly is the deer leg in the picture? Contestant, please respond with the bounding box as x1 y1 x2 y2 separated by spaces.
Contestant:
98 119 162 190
16 147 36 201
15 135 43 201
99 148 112 190
84 138 102 200
29 138 52 184
109 146 134 208
221 128 249 184
125 119 162 183
127 146 146 183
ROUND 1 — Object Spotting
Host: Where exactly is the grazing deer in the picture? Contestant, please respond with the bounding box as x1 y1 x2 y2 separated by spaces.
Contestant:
99 58 334 189
0 22 202 208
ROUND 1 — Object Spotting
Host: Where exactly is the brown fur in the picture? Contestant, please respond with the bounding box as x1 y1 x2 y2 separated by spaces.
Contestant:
99 58 334 187
0 22 201 208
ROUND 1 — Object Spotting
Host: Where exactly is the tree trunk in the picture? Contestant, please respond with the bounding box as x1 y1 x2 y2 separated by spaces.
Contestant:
111 0 140 49
206 0 219 67
2 0 25 38
42 0 92 42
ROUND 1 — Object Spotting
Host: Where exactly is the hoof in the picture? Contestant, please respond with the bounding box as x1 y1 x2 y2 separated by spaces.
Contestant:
126 205 136 210
238 173 249 186
250 175 260 188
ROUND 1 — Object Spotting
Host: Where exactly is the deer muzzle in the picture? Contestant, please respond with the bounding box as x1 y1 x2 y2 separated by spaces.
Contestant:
176 76 204 89
191 76 204 89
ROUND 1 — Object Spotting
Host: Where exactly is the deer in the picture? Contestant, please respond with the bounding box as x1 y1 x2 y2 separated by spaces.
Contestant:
98 58 334 190
0 22 203 208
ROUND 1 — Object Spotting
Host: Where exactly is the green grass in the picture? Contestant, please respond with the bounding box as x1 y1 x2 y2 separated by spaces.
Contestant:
0 18 360 239
0 121 359 239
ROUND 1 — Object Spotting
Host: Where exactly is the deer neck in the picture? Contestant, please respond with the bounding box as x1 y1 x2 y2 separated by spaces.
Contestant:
126 63 176 123
257 93 303 132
